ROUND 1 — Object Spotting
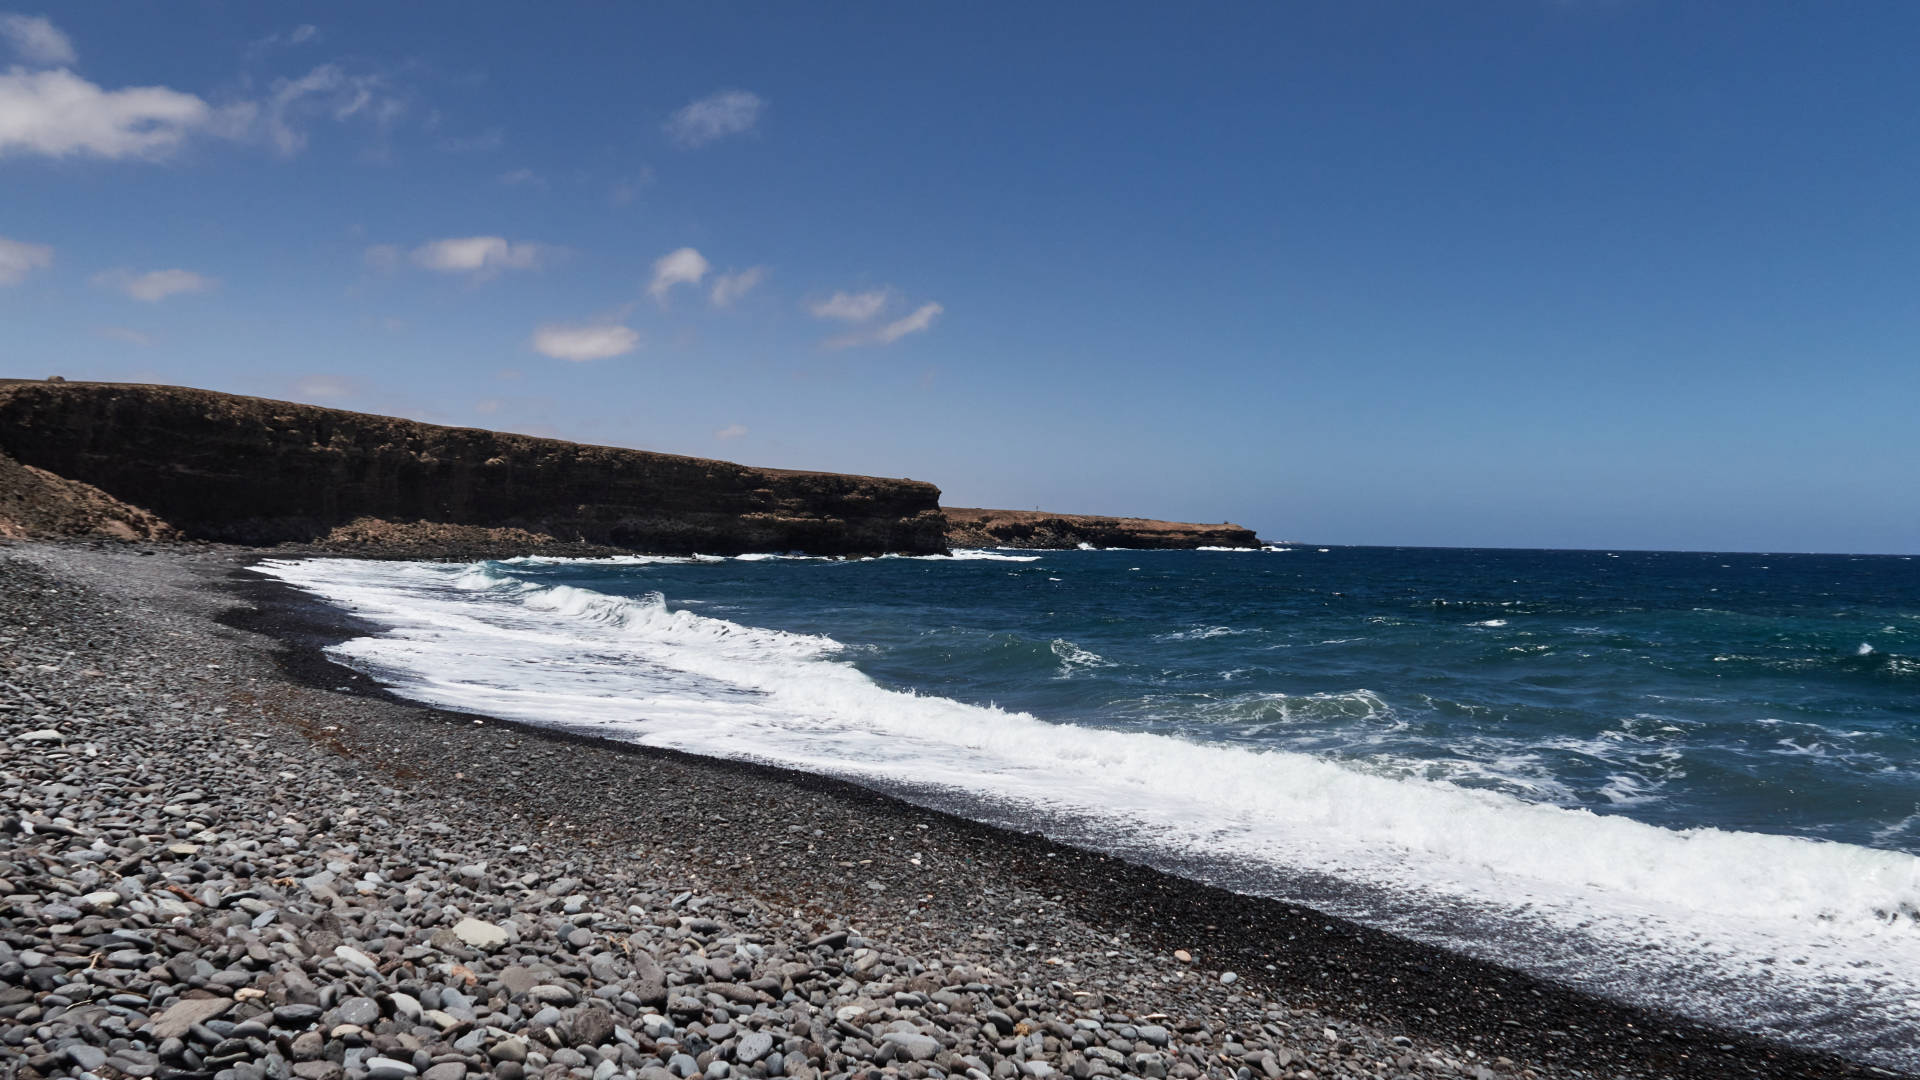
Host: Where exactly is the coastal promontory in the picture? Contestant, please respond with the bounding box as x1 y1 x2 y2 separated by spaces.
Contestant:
943 507 1261 550
0 380 946 557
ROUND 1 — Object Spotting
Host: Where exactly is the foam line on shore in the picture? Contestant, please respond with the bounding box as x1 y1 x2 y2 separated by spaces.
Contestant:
255 556 1920 1065
499 548 1041 566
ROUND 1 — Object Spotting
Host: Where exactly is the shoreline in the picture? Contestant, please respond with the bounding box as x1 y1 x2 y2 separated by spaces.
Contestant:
1 540 1902 1080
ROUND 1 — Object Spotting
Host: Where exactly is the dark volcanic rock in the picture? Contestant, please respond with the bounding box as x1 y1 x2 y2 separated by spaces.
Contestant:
0 380 945 555
943 506 1260 549
0 447 178 542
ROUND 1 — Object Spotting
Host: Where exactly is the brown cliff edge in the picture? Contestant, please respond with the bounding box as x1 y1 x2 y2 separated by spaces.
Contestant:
0 380 946 557
944 506 1261 550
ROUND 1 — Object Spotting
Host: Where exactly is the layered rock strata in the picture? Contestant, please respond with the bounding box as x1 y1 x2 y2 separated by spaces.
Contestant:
0 381 945 556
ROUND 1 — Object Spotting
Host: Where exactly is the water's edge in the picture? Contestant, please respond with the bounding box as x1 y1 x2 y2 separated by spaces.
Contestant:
233 553 1919 1073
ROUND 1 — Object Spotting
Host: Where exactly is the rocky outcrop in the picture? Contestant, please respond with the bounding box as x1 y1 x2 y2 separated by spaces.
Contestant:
943 507 1260 550
0 449 178 542
0 381 946 556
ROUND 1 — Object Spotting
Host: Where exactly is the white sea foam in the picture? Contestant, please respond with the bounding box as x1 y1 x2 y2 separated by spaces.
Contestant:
1049 638 1115 677
1156 625 1244 641
499 549 1044 566
256 557 1920 1066
501 553 705 566
917 549 1043 562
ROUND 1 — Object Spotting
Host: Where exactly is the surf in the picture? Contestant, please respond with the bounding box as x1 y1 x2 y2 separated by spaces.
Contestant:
256 555 1920 1068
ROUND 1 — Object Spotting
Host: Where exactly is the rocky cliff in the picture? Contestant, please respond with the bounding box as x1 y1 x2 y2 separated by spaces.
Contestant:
944 507 1261 550
0 450 178 543
0 381 947 556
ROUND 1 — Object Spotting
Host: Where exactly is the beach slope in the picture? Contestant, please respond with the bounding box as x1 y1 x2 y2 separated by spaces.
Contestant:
0 541 1892 1080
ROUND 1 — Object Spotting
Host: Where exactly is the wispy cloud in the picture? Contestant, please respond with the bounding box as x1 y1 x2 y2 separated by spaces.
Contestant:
499 167 543 187
96 326 152 347
648 247 709 302
0 12 75 66
531 323 639 362
407 236 550 277
91 267 216 303
363 244 402 273
438 127 503 153
246 23 320 59
826 301 945 349
0 234 52 284
609 168 654 207
809 289 890 323
292 374 363 402
709 266 765 308
665 89 763 148
365 237 555 280
715 423 748 440
262 63 405 157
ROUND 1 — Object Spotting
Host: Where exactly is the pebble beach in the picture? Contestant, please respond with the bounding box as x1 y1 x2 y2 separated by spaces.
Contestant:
0 543 1899 1080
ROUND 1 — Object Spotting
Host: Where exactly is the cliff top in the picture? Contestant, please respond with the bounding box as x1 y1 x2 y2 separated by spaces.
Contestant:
943 506 1255 533
0 378 926 487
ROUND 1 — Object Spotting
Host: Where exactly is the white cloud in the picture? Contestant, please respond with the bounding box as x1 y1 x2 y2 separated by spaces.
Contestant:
715 423 748 440
0 13 76 67
709 266 764 308
665 89 763 148
248 23 320 58
0 67 220 159
262 64 401 157
0 234 52 284
875 301 944 343
96 326 151 347
91 267 216 303
499 167 542 187
809 289 889 323
826 301 944 349
0 30 411 162
531 323 639 362
408 236 548 277
648 246 709 302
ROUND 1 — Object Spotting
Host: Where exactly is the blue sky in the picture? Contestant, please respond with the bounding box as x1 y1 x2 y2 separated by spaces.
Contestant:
3 3 1916 553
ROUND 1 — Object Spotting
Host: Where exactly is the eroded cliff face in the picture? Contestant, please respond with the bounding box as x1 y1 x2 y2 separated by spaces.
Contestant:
0 449 179 542
0 381 946 556
943 507 1261 550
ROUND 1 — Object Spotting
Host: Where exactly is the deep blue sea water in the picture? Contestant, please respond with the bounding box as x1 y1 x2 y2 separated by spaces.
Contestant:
261 545 1920 1064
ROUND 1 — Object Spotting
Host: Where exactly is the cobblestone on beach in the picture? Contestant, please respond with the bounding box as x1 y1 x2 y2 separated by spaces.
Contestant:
0 544 1898 1080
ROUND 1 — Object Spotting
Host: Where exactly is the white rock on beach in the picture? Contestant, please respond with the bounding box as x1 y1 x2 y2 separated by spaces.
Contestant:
454 916 511 950
335 944 379 973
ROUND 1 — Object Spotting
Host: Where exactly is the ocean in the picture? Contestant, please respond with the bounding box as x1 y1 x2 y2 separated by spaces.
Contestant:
258 544 1920 1067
